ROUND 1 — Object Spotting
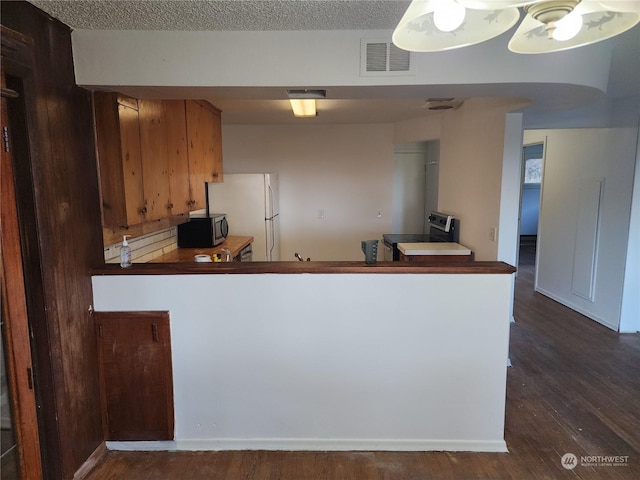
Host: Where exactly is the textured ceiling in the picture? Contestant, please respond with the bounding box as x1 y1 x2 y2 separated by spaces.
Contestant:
29 0 410 31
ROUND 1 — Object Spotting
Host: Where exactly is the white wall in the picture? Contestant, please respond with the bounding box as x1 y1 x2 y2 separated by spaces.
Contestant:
221 124 393 261
498 113 525 267
524 128 638 330
437 99 516 260
71 29 613 96
620 127 640 333
394 114 441 145
92 271 513 452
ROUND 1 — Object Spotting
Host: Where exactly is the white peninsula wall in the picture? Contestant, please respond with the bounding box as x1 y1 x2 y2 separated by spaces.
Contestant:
92 268 514 452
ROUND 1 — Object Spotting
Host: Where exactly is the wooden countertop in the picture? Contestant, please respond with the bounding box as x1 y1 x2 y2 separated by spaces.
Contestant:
94 261 516 276
150 236 253 263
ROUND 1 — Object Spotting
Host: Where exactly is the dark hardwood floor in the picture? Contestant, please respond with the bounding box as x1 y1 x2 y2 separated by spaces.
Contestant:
83 248 640 479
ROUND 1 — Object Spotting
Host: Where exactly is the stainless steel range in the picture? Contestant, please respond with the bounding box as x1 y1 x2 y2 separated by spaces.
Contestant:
382 211 459 261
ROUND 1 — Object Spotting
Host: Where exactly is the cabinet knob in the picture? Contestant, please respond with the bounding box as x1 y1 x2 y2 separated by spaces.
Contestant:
212 172 219 179
140 206 147 215
168 203 174 210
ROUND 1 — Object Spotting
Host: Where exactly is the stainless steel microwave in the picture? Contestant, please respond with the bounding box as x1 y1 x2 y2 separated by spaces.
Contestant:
177 213 229 247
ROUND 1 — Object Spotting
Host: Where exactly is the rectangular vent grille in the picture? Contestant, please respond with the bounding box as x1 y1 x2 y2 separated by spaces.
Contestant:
389 44 411 72
361 39 412 77
366 42 388 72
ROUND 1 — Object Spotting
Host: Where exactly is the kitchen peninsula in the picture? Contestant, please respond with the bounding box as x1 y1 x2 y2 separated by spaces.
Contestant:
92 260 515 453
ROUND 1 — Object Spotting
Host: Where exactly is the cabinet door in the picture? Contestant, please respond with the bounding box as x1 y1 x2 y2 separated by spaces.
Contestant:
163 100 191 215
186 101 223 211
95 311 174 441
138 100 171 221
118 104 146 225
94 92 145 227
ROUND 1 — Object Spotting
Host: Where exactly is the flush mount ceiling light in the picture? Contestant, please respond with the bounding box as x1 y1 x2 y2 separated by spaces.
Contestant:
289 99 316 117
287 89 326 118
392 0 640 54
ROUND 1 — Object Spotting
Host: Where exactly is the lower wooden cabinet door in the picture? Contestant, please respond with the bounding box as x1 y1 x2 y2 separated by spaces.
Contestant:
95 311 174 441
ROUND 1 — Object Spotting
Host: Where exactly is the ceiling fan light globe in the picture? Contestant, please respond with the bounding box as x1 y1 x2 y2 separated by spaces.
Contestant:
552 11 583 41
433 0 466 32
392 0 520 52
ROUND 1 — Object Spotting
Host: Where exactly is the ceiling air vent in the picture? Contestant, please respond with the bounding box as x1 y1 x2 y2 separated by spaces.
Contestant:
424 98 464 111
361 39 413 77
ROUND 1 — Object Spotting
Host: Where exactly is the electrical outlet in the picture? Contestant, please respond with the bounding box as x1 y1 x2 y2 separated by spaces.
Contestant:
490 226 498 242
377 209 383 218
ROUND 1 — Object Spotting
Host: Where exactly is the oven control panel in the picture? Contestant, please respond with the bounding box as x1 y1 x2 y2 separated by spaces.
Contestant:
428 212 454 232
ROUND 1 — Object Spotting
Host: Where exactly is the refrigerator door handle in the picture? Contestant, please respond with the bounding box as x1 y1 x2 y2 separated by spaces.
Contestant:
267 213 278 261
267 184 274 218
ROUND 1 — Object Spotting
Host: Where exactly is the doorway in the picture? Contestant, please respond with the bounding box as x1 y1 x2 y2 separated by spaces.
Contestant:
392 141 440 234
519 142 544 269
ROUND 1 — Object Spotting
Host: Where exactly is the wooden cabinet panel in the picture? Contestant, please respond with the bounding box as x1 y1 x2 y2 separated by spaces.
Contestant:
164 100 191 215
95 311 174 441
118 104 146 225
94 92 145 227
139 100 171 221
186 100 223 211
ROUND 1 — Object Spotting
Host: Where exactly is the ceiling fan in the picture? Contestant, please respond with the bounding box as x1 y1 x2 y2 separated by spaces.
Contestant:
392 0 640 54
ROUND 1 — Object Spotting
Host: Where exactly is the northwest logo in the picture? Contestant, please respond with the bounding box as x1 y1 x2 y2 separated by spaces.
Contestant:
561 453 578 470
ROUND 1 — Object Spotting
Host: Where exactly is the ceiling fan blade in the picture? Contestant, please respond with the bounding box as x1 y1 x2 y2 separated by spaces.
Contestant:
457 1 537 9
597 1 640 13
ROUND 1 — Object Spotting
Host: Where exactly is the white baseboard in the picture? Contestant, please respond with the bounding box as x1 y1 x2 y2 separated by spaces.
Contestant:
535 287 618 331
107 438 508 453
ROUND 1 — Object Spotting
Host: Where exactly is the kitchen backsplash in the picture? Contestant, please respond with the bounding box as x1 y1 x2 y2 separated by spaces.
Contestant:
104 227 177 263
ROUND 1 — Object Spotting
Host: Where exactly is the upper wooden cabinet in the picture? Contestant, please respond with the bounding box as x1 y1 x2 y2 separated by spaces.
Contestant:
186 100 223 211
138 99 172 221
164 100 192 215
94 93 146 227
94 94 223 230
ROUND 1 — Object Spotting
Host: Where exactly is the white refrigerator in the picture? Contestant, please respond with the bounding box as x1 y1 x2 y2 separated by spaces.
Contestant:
206 174 280 261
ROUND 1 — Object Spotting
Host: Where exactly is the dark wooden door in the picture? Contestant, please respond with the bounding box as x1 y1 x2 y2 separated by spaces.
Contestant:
95 311 174 441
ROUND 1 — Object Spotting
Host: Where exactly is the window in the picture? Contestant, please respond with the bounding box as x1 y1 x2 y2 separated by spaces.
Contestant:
523 143 544 185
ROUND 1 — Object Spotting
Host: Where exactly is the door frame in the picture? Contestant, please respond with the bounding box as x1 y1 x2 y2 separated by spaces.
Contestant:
517 140 546 279
1 75 43 479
